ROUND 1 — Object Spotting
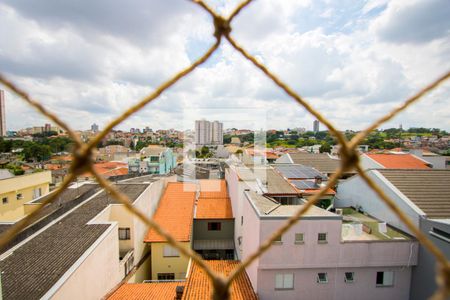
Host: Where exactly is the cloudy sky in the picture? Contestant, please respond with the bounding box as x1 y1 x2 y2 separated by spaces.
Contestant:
0 0 449 132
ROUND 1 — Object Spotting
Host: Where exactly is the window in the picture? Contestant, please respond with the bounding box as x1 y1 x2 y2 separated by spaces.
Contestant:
2 197 8 204
16 193 23 200
430 227 450 243
157 273 175 280
32 188 42 200
345 272 354 283
118 228 131 240
272 234 282 244
241 216 243 226
318 233 327 243
275 273 294 290
295 233 304 244
376 271 394 287
163 245 180 257
317 273 328 284
208 222 221 231
150 156 159 162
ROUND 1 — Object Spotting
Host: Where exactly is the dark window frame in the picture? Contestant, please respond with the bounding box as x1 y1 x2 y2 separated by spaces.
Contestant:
118 227 131 240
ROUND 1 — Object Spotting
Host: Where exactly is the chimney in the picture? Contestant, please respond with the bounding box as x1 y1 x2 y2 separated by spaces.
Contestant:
175 285 184 300
314 175 323 186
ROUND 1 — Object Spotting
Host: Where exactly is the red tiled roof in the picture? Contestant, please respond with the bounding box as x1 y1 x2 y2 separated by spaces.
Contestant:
108 282 185 300
196 197 233 219
144 182 196 242
367 154 430 169
199 180 228 198
182 260 257 300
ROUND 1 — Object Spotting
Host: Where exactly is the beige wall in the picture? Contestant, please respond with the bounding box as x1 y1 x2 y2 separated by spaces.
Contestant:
150 242 191 280
0 171 51 221
49 224 122 300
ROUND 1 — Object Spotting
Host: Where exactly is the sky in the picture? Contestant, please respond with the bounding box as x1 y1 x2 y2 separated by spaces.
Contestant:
0 0 449 132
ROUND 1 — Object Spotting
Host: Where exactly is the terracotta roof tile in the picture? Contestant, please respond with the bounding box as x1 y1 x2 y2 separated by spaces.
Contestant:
199 179 228 198
367 154 430 169
196 197 233 219
144 182 196 242
108 282 185 300
182 260 257 300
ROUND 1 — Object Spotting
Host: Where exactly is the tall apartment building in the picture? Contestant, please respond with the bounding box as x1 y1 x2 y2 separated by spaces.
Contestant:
313 119 319 133
0 90 6 136
195 120 223 145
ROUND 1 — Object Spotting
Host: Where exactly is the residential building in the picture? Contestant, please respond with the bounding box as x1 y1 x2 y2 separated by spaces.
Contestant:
242 148 278 166
241 191 417 300
360 153 431 169
0 89 6 136
276 152 356 178
193 180 234 260
144 182 197 280
0 177 172 299
129 146 176 175
313 119 319 133
409 149 447 169
97 145 137 162
91 123 99 133
82 161 129 180
108 260 256 300
195 120 223 146
336 169 450 300
0 171 51 222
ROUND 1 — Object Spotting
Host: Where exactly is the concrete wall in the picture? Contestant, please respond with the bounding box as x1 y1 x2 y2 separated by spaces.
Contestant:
0 171 51 221
49 224 122 300
335 170 423 235
150 242 191 280
193 219 234 240
242 192 261 292
257 266 412 300
359 154 384 169
411 218 450 300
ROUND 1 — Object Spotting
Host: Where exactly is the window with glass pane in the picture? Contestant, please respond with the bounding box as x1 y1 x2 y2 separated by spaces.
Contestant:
317 273 328 283
275 273 294 289
163 245 180 257
345 272 354 283
295 233 304 244
376 271 394 287
118 228 130 240
318 233 327 243
272 234 282 244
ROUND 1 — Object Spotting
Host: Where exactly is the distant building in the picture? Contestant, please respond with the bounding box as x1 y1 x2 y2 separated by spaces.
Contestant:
313 119 319 133
195 120 223 146
0 171 52 222
91 123 99 133
0 90 6 136
128 146 176 175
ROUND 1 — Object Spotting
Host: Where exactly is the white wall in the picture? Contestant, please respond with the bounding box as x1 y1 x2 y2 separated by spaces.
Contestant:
360 154 384 169
335 170 423 235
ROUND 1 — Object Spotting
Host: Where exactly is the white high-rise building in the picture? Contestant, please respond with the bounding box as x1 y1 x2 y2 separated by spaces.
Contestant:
0 90 6 136
211 120 223 145
313 120 319 133
195 120 223 146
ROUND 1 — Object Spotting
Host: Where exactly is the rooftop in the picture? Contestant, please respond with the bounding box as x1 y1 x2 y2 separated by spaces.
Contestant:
196 197 233 219
377 169 450 219
108 282 186 300
199 179 228 198
182 260 257 300
366 153 430 169
246 191 337 218
0 184 148 300
235 167 298 195
341 207 411 241
144 182 196 242
274 164 325 180
286 152 349 174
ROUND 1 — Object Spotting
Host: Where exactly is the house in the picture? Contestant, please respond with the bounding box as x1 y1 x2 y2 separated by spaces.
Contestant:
359 153 431 170
0 177 171 299
97 145 138 162
335 169 450 300
242 148 279 166
108 260 256 300
409 149 447 169
276 152 355 178
82 161 129 180
0 171 51 222
144 182 197 280
130 146 176 175
241 191 418 300
193 180 234 260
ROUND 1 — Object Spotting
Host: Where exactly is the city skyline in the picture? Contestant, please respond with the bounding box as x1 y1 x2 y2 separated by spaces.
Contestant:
0 0 449 132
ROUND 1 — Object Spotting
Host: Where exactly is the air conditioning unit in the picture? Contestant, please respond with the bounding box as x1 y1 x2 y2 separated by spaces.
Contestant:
335 208 343 216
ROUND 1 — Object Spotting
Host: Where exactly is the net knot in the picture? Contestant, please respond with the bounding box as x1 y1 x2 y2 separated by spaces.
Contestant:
211 275 230 300
339 145 359 172
213 16 231 39
69 144 94 176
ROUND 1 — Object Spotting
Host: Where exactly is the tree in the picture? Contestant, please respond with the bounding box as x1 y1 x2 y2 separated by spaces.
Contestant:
319 143 331 153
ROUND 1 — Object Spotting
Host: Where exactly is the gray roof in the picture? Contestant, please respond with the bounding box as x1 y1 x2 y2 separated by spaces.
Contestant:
140 146 166 157
236 167 298 195
274 164 326 180
0 184 148 300
246 191 337 218
287 153 354 174
378 169 450 219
